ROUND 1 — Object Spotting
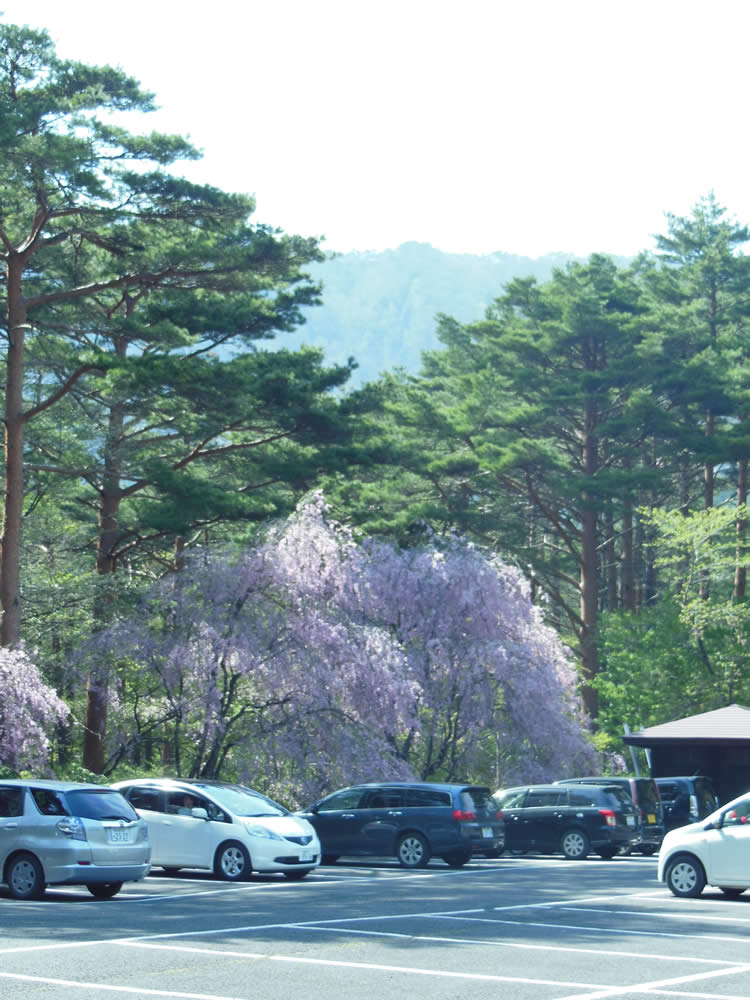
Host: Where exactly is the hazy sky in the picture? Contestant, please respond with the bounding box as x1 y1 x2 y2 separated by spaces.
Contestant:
4 1 750 257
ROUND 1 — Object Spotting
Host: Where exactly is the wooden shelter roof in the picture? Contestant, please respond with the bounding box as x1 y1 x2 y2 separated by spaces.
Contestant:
623 704 750 747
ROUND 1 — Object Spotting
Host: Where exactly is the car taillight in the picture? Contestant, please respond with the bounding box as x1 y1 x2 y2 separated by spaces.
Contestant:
689 794 699 819
453 809 476 821
495 810 503 820
599 809 616 827
57 816 87 841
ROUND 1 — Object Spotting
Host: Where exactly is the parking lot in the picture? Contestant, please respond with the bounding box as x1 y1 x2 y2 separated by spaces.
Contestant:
1 854 750 999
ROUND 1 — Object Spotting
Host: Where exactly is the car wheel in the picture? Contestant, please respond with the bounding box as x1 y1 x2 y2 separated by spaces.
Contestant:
483 849 504 858
560 829 590 860
719 886 746 897
665 854 706 898
86 882 123 899
7 853 45 900
283 869 313 881
638 844 657 856
321 855 339 865
214 841 250 881
397 832 431 868
597 846 619 859
162 867 182 876
442 850 472 867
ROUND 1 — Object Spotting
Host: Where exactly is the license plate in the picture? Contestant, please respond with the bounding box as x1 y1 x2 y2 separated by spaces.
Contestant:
647 814 656 824
108 828 131 843
481 826 493 838
299 853 314 863
626 816 635 826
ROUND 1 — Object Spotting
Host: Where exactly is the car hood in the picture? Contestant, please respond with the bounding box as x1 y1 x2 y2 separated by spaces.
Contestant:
243 815 318 838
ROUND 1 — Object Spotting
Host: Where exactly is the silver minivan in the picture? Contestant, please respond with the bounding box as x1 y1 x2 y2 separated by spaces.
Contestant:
0 779 151 900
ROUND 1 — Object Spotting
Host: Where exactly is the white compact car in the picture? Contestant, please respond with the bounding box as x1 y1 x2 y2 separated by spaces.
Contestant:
112 778 320 880
658 791 750 897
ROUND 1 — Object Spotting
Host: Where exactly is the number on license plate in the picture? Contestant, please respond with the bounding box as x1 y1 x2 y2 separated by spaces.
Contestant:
481 826 493 838
647 814 656 824
626 816 635 826
108 828 130 843
299 854 313 863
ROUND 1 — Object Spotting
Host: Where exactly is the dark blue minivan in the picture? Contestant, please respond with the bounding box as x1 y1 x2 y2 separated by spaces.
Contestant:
298 782 504 868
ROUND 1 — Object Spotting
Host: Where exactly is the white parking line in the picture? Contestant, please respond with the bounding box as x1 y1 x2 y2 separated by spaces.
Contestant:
554 961 750 1000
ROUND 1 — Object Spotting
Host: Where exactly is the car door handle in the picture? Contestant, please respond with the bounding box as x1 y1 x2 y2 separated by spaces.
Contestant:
340 813 356 819
387 811 403 816
0 822 18 830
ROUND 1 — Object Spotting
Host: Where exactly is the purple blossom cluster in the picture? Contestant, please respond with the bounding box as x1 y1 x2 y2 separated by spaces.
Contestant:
0 645 68 772
101 494 596 802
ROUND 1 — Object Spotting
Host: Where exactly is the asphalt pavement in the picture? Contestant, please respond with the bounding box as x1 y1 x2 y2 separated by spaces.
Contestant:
1 853 749 999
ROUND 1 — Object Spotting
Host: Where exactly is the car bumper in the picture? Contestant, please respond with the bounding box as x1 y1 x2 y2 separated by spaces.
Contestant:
48 861 151 886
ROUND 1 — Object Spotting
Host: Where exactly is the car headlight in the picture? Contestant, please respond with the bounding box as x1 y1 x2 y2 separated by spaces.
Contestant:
244 823 284 841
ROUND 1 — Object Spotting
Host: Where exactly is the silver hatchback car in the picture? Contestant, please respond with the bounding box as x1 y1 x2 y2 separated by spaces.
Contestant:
0 779 151 900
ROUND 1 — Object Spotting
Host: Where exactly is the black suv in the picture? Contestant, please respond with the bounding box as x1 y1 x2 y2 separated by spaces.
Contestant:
655 776 719 832
495 783 640 859
557 776 665 854
297 782 504 867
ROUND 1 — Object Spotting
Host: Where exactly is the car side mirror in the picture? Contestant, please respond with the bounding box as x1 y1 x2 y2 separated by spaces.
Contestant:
191 807 208 820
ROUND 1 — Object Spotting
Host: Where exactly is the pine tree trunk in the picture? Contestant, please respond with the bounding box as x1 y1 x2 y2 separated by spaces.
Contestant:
735 456 748 601
1 257 27 647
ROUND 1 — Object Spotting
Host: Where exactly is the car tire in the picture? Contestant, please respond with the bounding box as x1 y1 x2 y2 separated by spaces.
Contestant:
7 853 45 900
214 841 250 881
560 829 590 860
638 844 657 856
162 867 182 876
283 869 313 880
321 855 339 865
86 882 123 899
596 846 619 859
719 886 746 897
442 850 472 867
665 854 706 898
397 832 431 868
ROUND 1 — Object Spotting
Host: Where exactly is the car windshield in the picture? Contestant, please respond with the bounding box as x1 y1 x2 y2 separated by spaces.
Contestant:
190 783 287 817
65 789 139 822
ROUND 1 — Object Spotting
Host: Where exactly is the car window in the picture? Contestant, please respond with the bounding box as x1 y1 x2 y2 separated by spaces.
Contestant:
695 779 718 813
319 788 365 811
635 780 660 811
361 788 404 808
568 788 602 808
655 781 683 803
406 787 451 808
64 789 138 821
525 789 565 807
0 786 23 817
30 788 69 816
125 787 166 812
723 799 750 826
495 788 527 809
461 787 494 811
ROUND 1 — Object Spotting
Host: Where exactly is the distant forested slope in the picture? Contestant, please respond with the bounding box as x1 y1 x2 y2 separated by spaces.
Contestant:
279 242 616 384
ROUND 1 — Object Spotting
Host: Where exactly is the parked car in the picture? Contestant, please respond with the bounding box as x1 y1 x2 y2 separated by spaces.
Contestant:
556 776 665 854
112 778 320 881
297 782 504 867
658 791 750 897
655 776 720 832
495 782 641 859
0 779 150 901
